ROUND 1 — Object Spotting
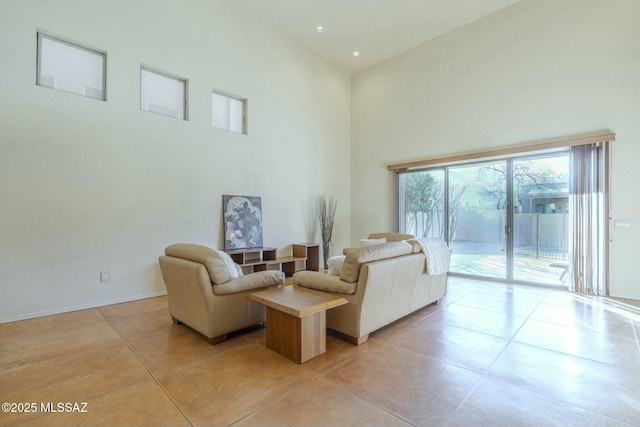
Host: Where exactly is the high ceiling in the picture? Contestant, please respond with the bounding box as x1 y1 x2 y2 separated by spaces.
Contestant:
221 0 521 74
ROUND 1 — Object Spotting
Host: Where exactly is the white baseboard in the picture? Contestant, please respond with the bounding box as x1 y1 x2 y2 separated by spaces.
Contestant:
0 290 168 324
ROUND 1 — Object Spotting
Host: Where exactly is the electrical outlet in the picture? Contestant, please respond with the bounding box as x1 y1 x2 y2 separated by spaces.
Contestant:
100 272 110 282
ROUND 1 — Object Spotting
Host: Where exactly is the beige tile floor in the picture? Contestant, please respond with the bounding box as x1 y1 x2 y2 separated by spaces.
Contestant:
1 277 639 427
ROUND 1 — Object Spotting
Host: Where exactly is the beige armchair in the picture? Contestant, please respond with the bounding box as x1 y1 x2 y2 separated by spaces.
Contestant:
159 243 285 344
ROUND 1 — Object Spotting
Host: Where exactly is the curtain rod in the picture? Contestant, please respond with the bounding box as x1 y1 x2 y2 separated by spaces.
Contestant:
387 130 615 171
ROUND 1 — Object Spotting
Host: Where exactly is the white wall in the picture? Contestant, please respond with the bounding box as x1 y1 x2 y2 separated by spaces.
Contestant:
351 0 640 298
0 0 351 321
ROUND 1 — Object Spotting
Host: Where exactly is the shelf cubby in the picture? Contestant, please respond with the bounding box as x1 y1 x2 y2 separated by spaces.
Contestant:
225 243 319 278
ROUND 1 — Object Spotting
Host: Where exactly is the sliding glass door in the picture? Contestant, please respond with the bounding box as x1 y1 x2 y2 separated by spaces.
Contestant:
448 161 507 279
512 155 569 284
397 153 570 286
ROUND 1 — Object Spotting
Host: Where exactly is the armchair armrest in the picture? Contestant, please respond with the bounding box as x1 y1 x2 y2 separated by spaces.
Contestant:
213 270 285 295
293 271 356 295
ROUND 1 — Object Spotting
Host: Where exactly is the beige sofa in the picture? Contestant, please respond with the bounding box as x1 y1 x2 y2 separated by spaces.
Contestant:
293 233 448 345
159 243 285 344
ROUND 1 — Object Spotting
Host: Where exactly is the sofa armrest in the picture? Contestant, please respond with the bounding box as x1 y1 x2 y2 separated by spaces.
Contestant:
293 271 356 295
213 270 285 295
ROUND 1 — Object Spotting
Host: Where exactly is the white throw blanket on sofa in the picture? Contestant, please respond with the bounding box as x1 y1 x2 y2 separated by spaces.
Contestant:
412 238 451 275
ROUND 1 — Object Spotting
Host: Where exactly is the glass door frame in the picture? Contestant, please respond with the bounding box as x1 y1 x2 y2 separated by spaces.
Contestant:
506 159 514 281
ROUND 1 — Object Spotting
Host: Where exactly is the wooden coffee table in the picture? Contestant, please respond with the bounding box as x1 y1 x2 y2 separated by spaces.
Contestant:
249 285 347 363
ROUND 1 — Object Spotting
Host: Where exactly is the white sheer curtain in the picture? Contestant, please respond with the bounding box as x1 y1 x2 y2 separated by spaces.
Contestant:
568 141 611 295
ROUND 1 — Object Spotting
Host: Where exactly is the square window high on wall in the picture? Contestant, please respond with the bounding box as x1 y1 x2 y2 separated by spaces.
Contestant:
36 32 106 101
212 89 247 134
140 66 188 120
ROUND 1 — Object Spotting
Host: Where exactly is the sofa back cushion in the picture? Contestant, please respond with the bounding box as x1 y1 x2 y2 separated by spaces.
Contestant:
367 232 415 242
360 237 386 247
165 243 241 285
340 241 413 283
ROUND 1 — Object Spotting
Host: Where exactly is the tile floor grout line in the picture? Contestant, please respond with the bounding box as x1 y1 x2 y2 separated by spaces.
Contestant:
97 300 199 426
364 281 639 425
510 312 640 375
146 374 194 427
379 334 485 427
475 287 640 425
225 334 385 426
224 333 384 426
229 332 376 426
121 318 373 427
114 319 196 427
226 379 323 427
321 372 417 427
440 287 551 425
475 357 639 427
0 323 126 377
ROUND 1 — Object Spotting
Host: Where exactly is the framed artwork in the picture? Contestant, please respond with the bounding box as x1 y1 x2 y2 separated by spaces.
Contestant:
223 195 263 250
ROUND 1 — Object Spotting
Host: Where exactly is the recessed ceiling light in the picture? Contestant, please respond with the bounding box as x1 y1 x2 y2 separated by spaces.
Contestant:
315 25 325 33
352 51 361 57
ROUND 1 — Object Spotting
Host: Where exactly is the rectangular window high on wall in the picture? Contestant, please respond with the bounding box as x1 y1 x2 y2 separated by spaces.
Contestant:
36 32 106 101
140 66 188 120
212 89 247 134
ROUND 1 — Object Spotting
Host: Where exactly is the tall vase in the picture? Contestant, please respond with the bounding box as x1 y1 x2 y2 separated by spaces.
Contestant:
322 240 331 271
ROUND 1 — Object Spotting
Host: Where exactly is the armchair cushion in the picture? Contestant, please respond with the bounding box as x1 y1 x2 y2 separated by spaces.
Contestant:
213 270 285 295
165 243 241 285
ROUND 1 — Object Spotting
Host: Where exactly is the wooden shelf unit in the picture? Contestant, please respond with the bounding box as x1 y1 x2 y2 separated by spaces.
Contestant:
225 243 319 278
292 243 320 272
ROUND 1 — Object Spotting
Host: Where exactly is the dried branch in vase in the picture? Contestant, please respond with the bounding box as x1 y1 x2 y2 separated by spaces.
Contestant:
315 195 337 270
